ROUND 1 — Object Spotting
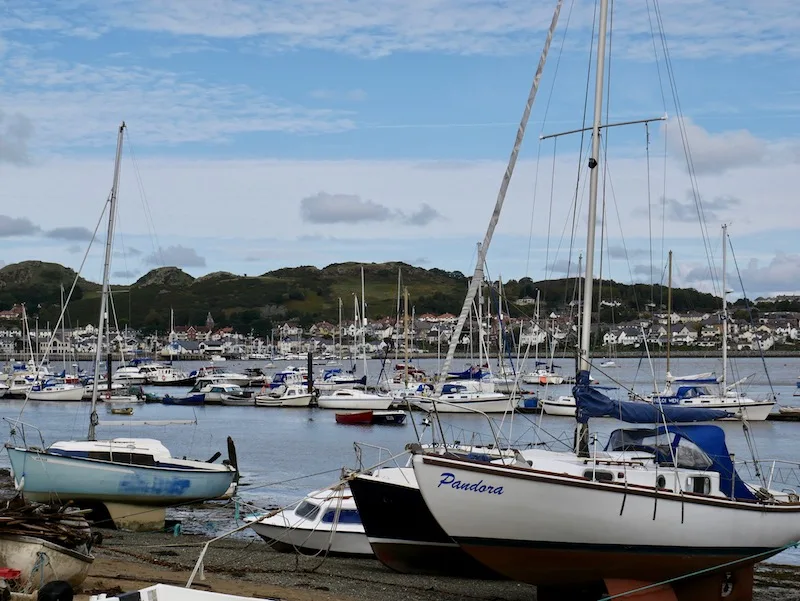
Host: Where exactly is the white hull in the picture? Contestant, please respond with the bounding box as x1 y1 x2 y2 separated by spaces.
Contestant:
28 387 85 402
0 534 93 590
92 583 277 601
221 396 254 406
412 453 800 584
255 394 313 408
318 398 393 410
667 399 775 421
539 396 576 417
99 394 144 404
412 396 514 414
250 521 372 556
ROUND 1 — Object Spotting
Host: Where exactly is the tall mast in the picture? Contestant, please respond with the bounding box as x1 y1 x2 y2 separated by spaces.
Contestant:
403 287 410 385
60 284 66 373
666 250 673 376
337 297 342 360
721 224 728 390
89 121 125 441
578 0 609 373
436 0 563 383
575 0 609 455
361 266 367 376
395 267 401 362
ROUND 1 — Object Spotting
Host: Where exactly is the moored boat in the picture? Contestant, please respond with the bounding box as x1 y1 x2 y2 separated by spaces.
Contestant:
245 486 372 557
318 389 393 411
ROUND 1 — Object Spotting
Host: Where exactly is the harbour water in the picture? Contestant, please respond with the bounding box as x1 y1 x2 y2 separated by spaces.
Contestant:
1 356 799 564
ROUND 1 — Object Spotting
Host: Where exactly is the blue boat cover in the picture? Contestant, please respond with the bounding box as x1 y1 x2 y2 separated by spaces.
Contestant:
573 370 730 424
606 425 757 501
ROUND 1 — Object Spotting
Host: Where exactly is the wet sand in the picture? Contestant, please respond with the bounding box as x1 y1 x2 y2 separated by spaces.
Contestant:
79 529 800 601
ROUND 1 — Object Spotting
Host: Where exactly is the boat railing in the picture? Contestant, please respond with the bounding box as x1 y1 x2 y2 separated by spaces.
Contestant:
736 459 800 495
4 417 47 450
352 442 409 472
418 400 507 457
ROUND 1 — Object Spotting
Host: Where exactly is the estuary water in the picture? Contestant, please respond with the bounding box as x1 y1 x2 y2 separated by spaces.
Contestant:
1 356 799 564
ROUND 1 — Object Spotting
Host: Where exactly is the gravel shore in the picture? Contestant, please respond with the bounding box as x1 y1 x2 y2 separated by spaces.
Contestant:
81 527 800 601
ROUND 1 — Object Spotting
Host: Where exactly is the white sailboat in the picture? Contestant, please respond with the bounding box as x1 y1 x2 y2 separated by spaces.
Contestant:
5 123 237 531
649 246 776 421
411 1 800 595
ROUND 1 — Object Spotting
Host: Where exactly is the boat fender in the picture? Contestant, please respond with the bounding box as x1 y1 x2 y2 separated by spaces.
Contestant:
14 476 23 491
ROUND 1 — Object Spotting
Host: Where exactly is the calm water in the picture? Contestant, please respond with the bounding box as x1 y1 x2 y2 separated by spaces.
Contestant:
2 356 799 563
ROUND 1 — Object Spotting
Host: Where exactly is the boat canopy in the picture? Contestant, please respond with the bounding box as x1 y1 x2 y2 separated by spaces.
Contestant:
448 367 485 380
606 425 757 501
573 370 730 424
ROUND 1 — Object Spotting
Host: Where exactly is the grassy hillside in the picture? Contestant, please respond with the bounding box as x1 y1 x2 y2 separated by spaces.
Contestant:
0 261 724 336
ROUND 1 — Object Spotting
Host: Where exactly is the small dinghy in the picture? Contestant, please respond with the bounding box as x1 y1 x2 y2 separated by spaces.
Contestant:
90 583 278 600
109 407 133 415
335 410 406 425
162 393 205 406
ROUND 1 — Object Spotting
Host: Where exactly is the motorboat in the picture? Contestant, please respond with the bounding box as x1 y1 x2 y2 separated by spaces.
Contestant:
140 363 195 386
0 382 8 398
245 485 372 557
317 389 393 411
254 384 313 407
191 366 250 387
221 392 255 407
197 384 248 405
268 366 308 389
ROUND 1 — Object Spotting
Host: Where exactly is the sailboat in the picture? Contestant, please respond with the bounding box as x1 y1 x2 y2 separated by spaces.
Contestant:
5 123 237 531
410 1 800 597
317 267 392 410
649 245 776 421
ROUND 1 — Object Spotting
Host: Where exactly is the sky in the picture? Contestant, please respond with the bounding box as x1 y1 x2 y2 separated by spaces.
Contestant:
0 0 799 299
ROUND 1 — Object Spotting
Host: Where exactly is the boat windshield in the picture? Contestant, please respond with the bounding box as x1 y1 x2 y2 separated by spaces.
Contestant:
606 429 713 470
295 501 320 520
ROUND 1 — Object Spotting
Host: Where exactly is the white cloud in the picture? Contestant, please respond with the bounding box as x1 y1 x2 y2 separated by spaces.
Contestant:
300 192 441 226
4 1 797 59
144 245 206 267
666 118 768 175
45 226 94 241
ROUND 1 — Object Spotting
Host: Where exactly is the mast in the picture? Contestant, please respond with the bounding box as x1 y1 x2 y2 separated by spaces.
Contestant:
721 224 728 390
576 0 609 455
60 284 66 373
666 250 673 376
89 121 125 441
337 297 342 360
436 0 563 384
395 267 401 361
403 287 410 386
361 266 367 376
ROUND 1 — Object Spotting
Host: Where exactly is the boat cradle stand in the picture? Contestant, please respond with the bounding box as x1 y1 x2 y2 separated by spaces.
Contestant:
537 566 754 601
101 503 166 532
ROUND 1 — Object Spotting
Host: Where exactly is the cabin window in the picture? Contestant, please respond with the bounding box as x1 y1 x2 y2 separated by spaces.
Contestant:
656 475 667 489
687 476 711 495
88 451 112 461
295 501 320 520
583 470 614 483
321 509 361 524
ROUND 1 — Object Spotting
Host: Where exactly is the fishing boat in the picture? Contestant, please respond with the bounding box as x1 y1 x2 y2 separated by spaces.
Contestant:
245 486 372 557
4 123 238 531
334 410 406 425
411 2 800 597
254 384 313 407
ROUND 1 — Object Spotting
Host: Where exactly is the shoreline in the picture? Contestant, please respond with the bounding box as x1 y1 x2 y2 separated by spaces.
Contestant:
80 528 800 601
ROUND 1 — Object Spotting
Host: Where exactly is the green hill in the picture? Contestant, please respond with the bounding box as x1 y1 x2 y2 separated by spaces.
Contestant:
0 260 725 336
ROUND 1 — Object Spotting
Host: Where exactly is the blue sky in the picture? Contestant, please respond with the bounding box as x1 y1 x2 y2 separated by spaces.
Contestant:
0 0 799 297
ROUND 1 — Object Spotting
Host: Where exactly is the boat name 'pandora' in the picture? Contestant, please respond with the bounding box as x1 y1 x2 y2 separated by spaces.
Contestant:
438 472 504 495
